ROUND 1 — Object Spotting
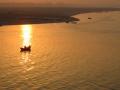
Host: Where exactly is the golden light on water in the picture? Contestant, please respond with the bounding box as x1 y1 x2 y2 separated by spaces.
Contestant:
20 52 34 72
21 25 32 47
20 25 34 72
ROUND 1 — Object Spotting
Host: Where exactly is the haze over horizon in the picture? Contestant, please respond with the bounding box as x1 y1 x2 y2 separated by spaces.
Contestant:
0 0 120 8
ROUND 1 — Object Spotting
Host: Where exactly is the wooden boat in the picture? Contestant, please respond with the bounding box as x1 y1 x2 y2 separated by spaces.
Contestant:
20 46 31 52
88 17 92 19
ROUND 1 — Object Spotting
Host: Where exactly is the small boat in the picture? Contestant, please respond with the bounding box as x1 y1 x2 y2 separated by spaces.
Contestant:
20 45 31 52
88 17 92 19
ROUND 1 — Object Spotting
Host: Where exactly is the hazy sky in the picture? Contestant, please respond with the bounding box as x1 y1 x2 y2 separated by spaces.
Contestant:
0 0 120 7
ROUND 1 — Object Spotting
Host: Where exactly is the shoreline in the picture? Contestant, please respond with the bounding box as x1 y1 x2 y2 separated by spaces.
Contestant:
0 7 120 26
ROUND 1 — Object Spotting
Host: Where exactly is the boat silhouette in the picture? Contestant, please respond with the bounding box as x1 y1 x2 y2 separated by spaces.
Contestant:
20 45 31 52
88 17 92 19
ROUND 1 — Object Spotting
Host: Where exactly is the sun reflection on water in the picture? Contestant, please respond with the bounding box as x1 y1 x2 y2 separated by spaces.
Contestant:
20 24 34 72
21 25 32 47
20 52 34 72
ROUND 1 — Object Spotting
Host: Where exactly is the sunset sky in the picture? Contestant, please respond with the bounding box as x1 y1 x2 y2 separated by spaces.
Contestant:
0 0 120 7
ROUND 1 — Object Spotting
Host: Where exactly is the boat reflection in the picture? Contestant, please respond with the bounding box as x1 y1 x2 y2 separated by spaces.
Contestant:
20 52 34 73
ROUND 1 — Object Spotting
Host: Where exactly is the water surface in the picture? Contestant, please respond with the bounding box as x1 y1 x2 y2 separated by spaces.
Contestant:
0 11 120 90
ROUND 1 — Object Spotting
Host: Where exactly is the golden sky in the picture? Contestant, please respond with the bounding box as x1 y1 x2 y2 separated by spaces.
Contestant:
0 0 120 7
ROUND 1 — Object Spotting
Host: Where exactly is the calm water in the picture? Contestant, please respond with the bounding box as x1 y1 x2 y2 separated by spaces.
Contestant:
0 11 120 90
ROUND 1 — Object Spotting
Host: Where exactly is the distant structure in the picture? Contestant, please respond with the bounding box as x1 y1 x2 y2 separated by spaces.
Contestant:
88 17 92 19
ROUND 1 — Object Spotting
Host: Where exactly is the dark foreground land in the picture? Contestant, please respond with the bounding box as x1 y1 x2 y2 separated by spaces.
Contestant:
0 7 120 25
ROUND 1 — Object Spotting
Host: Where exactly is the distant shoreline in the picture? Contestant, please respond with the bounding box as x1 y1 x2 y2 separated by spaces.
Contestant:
0 7 119 26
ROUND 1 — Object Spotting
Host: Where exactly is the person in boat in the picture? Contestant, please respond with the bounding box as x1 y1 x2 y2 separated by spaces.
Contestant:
23 45 31 49
24 46 27 49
